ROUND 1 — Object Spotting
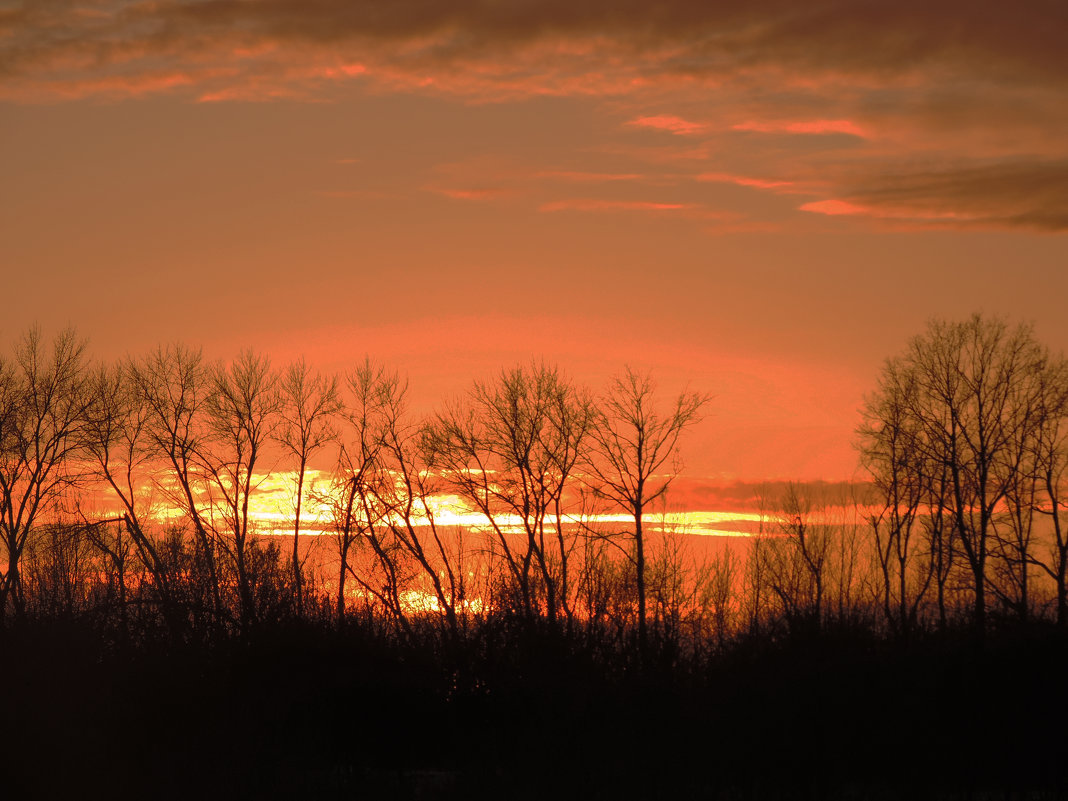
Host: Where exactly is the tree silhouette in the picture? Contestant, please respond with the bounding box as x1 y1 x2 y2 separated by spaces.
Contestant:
860 357 933 635
860 314 1054 631
327 359 395 627
427 363 593 628
1012 358 1068 625
276 358 341 615
129 343 224 629
584 367 707 657
82 362 184 634
203 349 281 633
0 328 89 622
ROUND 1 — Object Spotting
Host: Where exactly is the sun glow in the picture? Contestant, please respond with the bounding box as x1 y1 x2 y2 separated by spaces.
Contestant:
249 470 766 538
85 467 765 539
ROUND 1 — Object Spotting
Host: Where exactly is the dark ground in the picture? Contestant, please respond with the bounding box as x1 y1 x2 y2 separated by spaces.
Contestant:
3 621 1067 800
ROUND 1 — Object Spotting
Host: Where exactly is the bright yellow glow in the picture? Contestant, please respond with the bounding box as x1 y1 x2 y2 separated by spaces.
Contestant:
240 470 765 537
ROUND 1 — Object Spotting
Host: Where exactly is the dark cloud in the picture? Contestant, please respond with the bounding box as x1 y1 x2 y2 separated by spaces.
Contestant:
3 1 1067 95
144 0 1068 82
810 160 1068 232
3 1 1066 234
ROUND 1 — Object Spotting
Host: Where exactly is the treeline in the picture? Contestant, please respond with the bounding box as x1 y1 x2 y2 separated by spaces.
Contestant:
0 328 710 653
3 314 1068 657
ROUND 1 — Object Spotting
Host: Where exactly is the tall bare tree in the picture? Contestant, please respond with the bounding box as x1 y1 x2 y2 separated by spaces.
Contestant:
0 328 89 622
327 359 394 627
1017 359 1068 625
130 343 223 628
332 363 475 638
82 362 184 633
371 373 465 637
202 349 280 632
428 363 593 628
860 357 933 635
584 367 707 657
861 315 1051 631
276 358 341 615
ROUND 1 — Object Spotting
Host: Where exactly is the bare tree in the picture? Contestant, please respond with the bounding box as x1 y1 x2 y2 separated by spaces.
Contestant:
762 483 830 634
992 399 1042 622
859 358 933 635
922 457 956 629
130 344 224 628
584 367 707 657
1020 359 1068 625
82 362 184 634
862 315 1051 631
0 328 89 622
327 359 394 627
276 358 341 615
331 364 473 638
202 349 281 632
427 363 593 629
371 374 466 637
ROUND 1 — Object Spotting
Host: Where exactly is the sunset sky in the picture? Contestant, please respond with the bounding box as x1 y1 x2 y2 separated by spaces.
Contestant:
2 1 1066 482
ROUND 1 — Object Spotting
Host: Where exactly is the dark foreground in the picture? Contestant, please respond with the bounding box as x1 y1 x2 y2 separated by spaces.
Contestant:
4 621 1067 801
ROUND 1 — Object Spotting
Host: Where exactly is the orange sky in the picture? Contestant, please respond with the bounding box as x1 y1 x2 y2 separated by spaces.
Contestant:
2 1 1066 481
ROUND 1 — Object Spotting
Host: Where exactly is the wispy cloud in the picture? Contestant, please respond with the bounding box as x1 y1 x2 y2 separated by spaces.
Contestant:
315 189 398 200
627 115 706 135
695 172 797 191
538 198 737 225
535 170 643 182
799 199 871 217
732 119 867 138
427 186 515 201
540 198 697 213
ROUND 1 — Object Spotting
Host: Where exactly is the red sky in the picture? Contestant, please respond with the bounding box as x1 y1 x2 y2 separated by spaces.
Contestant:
2 1 1066 481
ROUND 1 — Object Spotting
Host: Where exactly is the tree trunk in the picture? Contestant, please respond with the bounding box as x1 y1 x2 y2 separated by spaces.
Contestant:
293 458 306 616
635 501 647 661
337 539 350 629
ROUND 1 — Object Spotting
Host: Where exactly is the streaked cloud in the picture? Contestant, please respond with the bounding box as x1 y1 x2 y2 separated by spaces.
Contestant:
732 119 867 138
427 186 515 201
800 199 871 217
627 115 706 135
695 172 797 192
535 170 643 183
539 198 699 213
800 161 1068 231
